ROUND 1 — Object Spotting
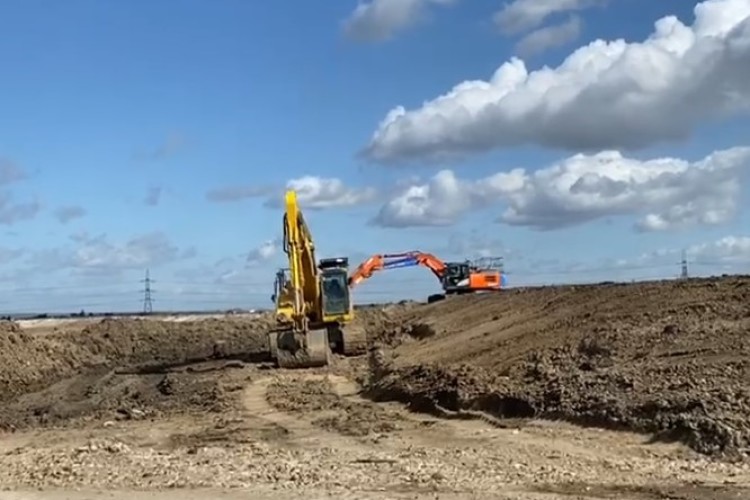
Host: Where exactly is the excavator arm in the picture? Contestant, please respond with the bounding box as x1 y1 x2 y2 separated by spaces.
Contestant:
268 190 367 369
348 251 447 287
282 190 321 329
349 251 505 301
267 190 330 368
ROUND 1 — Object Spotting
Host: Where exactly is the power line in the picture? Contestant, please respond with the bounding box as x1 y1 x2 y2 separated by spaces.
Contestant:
140 269 154 314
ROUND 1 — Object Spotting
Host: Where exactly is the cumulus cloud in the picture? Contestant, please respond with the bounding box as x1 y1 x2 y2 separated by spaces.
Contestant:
247 237 280 265
342 0 456 42
54 205 86 224
688 235 750 263
11 231 195 284
493 0 602 35
372 146 750 231
362 0 750 163
443 230 510 260
206 176 375 210
205 177 377 209
618 234 750 275
515 16 582 56
69 231 189 271
263 176 378 210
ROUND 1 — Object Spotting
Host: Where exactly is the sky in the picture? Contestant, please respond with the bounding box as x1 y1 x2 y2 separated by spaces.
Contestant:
1 0 749 314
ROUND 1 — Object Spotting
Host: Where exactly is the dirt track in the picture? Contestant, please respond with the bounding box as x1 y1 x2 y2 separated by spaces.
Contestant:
0 276 749 498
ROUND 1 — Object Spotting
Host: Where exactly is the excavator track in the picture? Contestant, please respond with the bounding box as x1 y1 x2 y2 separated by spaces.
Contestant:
268 328 330 369
327 323 368 357
340 323 368 356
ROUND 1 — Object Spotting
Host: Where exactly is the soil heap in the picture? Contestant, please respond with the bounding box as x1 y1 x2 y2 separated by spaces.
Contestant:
365 276 750 458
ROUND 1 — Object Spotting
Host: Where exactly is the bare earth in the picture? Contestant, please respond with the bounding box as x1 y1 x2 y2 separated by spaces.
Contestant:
1 276 750 499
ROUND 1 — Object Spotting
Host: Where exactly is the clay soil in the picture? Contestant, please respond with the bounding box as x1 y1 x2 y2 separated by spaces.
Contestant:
0 276 749 499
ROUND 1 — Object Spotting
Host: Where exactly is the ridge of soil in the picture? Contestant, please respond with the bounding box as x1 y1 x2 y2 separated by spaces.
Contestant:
364 275 750 458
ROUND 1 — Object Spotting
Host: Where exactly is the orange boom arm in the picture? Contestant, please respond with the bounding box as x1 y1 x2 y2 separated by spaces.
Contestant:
348 251 506 297
348 251 446 287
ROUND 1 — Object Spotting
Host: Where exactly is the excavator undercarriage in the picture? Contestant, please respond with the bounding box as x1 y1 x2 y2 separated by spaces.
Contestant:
267 317 368 369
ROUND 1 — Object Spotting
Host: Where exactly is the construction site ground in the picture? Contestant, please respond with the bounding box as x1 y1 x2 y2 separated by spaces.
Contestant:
1 276 749 499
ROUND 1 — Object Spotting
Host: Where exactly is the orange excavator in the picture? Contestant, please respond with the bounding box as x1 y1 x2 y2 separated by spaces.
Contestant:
348 251 507 303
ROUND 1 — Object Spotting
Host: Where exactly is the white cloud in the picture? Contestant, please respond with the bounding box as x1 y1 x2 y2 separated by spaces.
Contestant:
70 231 189 271
264 176 378 210
610 234 750 276
372 146 750 231
247 238 280 265
493 0 601 35
207 176 376 210
515 16 582 56
372 169 481 227
362 0 750 163
342 0 456 42
688 235 750 263
443 230 510 260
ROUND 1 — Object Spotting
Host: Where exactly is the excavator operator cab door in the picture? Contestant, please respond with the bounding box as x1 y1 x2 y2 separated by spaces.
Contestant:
442 262 472 292
318 257 352 319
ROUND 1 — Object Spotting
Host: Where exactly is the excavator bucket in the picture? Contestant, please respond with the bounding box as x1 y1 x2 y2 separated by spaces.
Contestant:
267 327 330 369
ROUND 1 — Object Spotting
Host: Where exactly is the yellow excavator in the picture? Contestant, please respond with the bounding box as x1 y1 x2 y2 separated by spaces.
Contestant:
267 189 367 368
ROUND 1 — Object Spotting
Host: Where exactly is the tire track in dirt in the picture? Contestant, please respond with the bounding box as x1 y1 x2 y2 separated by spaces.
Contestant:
241 373 365 452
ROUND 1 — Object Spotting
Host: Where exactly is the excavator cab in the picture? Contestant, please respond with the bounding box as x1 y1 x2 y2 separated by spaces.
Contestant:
441 261 472 293
318 257 351 320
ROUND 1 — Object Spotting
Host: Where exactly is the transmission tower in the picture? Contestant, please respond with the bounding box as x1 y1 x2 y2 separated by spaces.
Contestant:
141 269 154 314
680 249 689 279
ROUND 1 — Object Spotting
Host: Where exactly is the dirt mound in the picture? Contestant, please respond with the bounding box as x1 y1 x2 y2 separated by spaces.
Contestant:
364 276 750 458
352 302 423 346
0 361 249 430
0 316 273 430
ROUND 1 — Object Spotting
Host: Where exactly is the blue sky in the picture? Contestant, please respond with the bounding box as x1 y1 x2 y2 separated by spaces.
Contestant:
1 0 749 314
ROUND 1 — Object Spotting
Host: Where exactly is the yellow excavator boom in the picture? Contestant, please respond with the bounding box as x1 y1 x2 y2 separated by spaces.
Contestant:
267 190 367 368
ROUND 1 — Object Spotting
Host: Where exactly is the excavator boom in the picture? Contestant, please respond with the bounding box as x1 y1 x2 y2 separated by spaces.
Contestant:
268 190 367 369
349 251 446 286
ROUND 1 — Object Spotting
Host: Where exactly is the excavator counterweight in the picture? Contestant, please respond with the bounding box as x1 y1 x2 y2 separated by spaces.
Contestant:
268 190 367 368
